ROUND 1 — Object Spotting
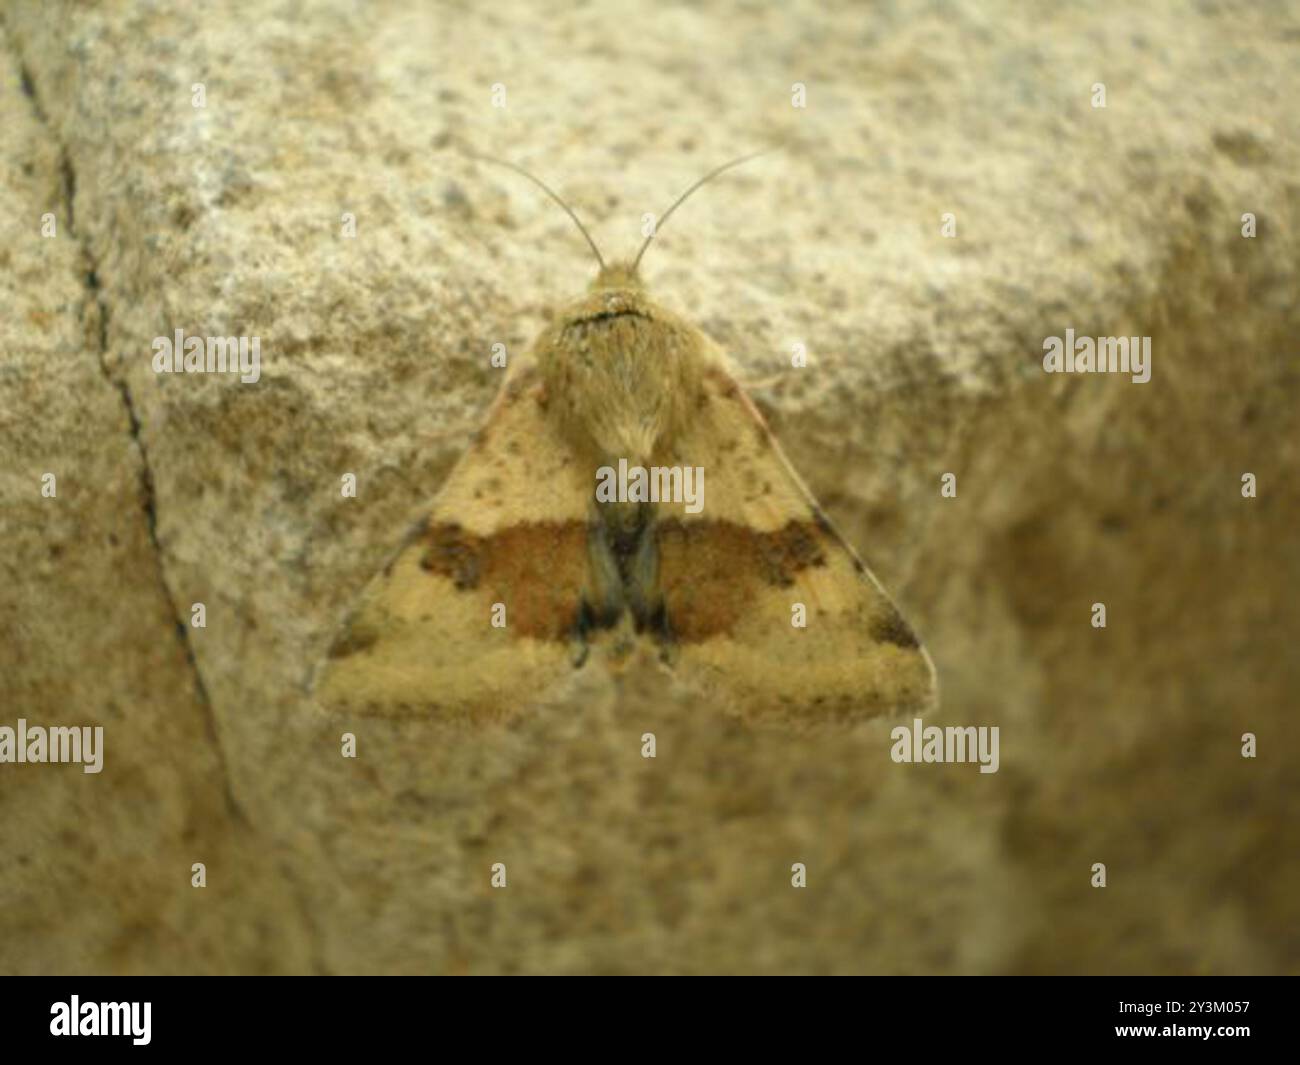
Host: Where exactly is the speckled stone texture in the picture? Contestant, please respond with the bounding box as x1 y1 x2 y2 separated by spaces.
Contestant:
0 0 1296 973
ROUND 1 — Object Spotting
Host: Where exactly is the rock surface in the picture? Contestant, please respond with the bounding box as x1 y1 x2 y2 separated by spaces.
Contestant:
0 0 1296 973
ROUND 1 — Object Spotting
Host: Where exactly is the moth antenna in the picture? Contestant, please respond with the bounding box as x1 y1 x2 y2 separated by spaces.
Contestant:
632 149 772 272
469 153 606 272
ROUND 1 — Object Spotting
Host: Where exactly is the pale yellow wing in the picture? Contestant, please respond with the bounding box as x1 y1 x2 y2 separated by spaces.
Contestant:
316 359 592 721
654 362 938 725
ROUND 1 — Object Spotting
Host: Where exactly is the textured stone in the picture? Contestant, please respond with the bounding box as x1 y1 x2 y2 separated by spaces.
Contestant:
0 0 1296 973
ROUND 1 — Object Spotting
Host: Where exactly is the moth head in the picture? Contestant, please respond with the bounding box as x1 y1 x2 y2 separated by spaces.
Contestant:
565 262 652 325
590 262 643 292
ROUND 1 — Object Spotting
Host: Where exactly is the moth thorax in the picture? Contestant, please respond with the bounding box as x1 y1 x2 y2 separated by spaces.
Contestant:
544 305 704 462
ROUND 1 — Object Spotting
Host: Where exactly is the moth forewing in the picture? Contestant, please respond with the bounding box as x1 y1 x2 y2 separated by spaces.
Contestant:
315 352 593 720
647 341 938 724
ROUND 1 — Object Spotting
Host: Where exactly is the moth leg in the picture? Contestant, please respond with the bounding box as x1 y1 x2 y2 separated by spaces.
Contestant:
626 520 669 628
571 512 626 668
569 602 594 668
585 499 675 660
613 505 676 664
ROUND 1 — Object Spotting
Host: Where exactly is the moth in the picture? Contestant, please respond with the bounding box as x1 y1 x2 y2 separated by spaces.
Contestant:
317 155 937 724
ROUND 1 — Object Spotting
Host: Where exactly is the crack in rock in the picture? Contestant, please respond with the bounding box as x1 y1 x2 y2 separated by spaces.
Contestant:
13 53 247 825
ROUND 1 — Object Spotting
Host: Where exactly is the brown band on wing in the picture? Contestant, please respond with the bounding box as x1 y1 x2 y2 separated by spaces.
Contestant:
655 518 827 642
419 520 587 640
